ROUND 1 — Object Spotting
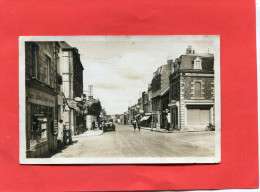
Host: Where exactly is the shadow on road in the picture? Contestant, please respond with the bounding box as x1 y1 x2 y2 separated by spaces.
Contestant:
44 140 79 158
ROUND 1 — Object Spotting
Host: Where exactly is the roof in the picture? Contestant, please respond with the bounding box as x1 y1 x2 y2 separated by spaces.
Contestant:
179 53 214 70
59 41 73 49
182 53 214 57
59 41 84 70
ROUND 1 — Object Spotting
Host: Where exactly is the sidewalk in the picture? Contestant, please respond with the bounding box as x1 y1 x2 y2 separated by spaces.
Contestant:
127 124 173 133
127 125 208 133
73 130 103 138
141 126 174 133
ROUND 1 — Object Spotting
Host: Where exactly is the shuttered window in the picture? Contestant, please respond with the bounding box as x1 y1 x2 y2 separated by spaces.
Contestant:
194 82 201 97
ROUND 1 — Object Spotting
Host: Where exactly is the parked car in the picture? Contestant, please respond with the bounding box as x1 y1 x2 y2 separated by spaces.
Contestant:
103 119 116 132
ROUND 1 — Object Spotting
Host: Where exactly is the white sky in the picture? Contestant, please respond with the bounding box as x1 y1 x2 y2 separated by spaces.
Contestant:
67 36 216 115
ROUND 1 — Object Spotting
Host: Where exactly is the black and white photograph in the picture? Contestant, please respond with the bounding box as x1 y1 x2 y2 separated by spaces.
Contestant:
19 36 220 164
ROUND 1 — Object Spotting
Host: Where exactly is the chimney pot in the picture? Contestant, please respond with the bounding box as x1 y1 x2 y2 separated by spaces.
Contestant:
167 59 173 64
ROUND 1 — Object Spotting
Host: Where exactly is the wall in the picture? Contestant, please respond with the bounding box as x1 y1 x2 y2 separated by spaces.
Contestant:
183 75 214 100
25 42 57 89
169 74 180 101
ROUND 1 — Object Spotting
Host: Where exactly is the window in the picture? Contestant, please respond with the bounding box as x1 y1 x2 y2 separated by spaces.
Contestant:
194 57 202 69
45 55 51 85
31 43 40 79
31 105 49 144
194 82 201 97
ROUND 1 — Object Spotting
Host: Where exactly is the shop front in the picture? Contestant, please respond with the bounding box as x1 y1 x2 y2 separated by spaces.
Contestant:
140 113 152 127
168 100 179 130
26 86 57 158
151 111 160 129
185 103 214 131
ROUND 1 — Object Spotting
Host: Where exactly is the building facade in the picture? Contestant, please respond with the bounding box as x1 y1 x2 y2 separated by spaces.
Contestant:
142 91 149 114
60 42 84 136
25 41 61 157
151 60 172 128
168 46 215 131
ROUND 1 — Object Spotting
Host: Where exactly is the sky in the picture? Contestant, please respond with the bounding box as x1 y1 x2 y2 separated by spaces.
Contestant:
67 36 216 115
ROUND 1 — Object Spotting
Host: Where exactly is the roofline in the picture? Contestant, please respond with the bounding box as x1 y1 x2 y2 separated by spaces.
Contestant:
62 47 84 70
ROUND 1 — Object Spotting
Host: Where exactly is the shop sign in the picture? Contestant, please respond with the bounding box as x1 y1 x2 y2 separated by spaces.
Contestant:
33 114 44 117
57 95 63 105
30 140 37 151
70 101 77 108
53 120 58 134
27 87 55 107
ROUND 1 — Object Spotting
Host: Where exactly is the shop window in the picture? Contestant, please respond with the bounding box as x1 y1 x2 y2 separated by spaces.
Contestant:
31 43 40 79
31 105 50 144
194 82 201 97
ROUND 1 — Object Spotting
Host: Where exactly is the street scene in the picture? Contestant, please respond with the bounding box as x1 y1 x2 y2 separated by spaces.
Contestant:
21 36 219 163
52 124 215 158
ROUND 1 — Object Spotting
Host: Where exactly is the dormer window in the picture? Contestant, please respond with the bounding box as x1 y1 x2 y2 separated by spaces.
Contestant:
193 57 202 69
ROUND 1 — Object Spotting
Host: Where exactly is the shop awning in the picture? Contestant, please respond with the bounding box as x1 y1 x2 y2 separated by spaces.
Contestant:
140 115 151 121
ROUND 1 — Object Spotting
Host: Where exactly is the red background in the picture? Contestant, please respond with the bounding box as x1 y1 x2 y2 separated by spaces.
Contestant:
0 0 258 191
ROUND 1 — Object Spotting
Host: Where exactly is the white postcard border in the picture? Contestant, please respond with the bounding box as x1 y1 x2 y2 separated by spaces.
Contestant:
19 35 221 164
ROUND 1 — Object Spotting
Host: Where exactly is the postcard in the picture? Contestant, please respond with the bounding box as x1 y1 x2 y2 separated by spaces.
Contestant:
19 35 221 164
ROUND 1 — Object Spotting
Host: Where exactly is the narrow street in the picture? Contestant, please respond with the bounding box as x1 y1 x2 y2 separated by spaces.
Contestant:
52 124 215 158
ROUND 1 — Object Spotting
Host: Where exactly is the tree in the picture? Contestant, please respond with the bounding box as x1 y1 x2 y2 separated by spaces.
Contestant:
83 99 102 117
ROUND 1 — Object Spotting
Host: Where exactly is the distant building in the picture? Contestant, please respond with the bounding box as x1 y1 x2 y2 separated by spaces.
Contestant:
142 91 149 114
147 84 152 114
60 42 84 135
168 46 214 131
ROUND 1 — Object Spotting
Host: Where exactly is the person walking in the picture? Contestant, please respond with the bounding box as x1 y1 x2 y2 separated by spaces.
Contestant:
133 119 137 131
137 119 141 131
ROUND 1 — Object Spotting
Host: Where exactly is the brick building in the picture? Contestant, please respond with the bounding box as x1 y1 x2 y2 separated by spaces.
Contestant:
60 42 84 135
168 46 214 131
151 60 173 128
25 41 61 157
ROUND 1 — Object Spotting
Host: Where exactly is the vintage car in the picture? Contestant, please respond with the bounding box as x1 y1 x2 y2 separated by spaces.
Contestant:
103 119 116 132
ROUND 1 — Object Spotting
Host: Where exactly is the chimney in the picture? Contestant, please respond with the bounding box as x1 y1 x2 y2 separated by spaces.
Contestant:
167 59 173 65
186 45 192 54
88 85 93 100
167 59 173 70
88 95 93 101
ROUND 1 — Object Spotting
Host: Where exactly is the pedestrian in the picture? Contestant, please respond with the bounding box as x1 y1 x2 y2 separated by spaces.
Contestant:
57 119 63 146
92 120 95 130
133 119 136 131
165 115 169 131
137 119 141 131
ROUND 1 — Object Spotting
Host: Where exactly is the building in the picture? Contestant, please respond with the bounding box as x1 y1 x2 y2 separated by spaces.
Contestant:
142 91 149 114
160 87 170 129
25 41 61 157
168 46 215 131
137 97 143 114
60 42 84 135
151 60 173 128
147 84 152 114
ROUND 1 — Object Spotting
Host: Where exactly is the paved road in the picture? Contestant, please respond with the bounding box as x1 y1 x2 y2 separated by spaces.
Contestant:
52 124 215 158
